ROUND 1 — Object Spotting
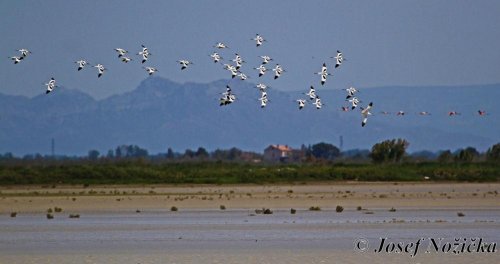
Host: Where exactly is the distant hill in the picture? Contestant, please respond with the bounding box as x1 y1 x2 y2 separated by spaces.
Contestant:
1 77 498 155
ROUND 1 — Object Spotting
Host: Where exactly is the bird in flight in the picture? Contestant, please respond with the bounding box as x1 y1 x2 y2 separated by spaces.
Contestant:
296 99 306 110
143 66 158 76
44 78 57 94
361 102 373 127
331 50 345 68
177 60 193 70
94 64 106 78
315 63 332 85
75 59 89 71
138 45 151 64
305 86 316 100
252 34 266 47
210 52 222 63
114 48 128 58
9 56 24 64
214 42 229 49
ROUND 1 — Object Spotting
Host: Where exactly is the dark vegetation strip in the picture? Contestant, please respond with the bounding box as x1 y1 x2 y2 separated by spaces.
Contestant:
0 161 498 185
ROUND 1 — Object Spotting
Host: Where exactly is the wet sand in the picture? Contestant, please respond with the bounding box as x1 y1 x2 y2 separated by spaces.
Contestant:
1 182 499 213
1 182 499 263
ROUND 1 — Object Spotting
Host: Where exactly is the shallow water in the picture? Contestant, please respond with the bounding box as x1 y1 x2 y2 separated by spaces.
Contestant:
1 209 499 263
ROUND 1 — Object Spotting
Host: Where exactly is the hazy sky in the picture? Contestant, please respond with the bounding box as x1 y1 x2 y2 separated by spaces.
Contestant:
1 0 500 99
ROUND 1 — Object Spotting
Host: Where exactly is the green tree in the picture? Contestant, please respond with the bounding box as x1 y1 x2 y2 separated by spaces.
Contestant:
183 149 195 159
455 147 478 163
115 147 122 158
195 147 209 159
88 150 100 161
166 148 175 159
486 143 500 162
370 139 409 163
210 148 243 161
437 150 453 163
311 142 340 160
227 147 242 160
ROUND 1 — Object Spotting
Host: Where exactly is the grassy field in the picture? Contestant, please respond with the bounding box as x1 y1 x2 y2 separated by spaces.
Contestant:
0 161 498 185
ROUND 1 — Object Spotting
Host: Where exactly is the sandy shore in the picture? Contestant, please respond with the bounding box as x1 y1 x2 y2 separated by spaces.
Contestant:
1 182 499 213
1 182 499 264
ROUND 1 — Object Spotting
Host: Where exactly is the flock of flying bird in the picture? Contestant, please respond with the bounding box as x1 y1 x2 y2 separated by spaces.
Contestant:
8 34 489 127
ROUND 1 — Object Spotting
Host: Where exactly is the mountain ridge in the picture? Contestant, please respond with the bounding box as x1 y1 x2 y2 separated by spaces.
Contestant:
1 77 498 155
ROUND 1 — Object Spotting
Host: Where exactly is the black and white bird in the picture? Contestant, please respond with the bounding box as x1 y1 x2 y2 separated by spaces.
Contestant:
258 91 269 108
315 63 332 85
448 111 460 116
237 73 248 80
272 64 284 79
138 45 151 64
44 78 57 94
296 99 306 110
252 34 265 47
256 83 267 91
220 85 236 106
177 60 193 70
75 59 89 71
344 86 358 99
94 64 106 78
143 66 158 75
254 64 267 77
210 52 222 63
18 48 31 58
121 56 132 63
347 97 360 110
341 106 349 112
304 86 316 100
419 111 431 116
214 42 229 49
114 48 128 58
312 96 323 109
396 111 405 116
331 50 345 68
9 56 24 64
224 64 239 78
361 102 373 127
259 55 273 64
232 53 245 70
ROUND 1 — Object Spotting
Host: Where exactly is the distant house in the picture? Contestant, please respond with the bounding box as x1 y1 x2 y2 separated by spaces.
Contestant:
263 144 293 162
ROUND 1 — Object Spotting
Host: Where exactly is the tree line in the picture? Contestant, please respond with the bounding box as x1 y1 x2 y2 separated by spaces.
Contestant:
1 141 500 164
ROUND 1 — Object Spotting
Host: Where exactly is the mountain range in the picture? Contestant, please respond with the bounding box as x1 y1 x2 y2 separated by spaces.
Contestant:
1 77 498 156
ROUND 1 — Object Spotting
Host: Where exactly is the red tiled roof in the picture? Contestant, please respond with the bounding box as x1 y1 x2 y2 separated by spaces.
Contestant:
269 144 292 152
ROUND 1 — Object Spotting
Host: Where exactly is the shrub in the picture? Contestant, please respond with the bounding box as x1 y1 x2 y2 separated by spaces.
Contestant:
336 205 344 213
46 213 54 219
263 208 273 214
457 212 465 217
309 206 321 211
370 138 409 163
220 205 226 210
170 206 178 211
290 208 296 214
10 212 17 217
389 207 396 212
